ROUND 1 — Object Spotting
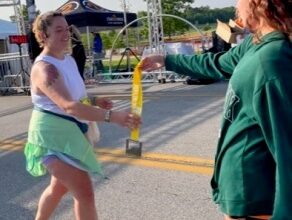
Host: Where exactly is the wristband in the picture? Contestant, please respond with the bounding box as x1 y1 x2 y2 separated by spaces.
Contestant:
80 97 92 106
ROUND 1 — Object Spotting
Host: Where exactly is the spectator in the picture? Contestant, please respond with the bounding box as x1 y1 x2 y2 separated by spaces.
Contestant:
70 25 86 80
92 32 104 73
27 26 42 63
92 32 103 54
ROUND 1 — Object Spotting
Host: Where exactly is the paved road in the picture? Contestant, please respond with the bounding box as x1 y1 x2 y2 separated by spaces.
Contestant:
0 81 228 220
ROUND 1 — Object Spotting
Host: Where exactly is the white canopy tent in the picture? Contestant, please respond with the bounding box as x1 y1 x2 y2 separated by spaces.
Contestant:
0 19 18 54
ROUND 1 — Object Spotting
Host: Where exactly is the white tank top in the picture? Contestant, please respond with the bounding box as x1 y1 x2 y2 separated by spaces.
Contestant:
31 54 87 121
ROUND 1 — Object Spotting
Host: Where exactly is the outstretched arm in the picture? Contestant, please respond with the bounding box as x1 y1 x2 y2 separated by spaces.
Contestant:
31 61 141 129
141 35 253 80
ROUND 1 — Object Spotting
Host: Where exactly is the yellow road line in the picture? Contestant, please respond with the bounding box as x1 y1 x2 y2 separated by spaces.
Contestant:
0 139 214 175
91 92 224 100
0 139 25 151
94 92 224 97
97 94 214 100
96 148 213 175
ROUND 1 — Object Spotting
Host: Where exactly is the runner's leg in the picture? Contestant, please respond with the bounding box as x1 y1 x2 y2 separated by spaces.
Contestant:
35 175 68 220
46 158 98 220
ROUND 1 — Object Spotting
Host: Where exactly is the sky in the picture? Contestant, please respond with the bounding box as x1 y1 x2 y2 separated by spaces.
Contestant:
0 0 235 21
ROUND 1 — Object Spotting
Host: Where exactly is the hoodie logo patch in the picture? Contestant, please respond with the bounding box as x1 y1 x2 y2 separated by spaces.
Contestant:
224 84 240 122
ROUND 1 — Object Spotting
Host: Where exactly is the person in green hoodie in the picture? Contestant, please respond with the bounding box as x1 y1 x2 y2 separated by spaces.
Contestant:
141 0 292 219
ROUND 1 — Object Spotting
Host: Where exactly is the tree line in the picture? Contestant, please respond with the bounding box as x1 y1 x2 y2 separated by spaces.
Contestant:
98 5 235 49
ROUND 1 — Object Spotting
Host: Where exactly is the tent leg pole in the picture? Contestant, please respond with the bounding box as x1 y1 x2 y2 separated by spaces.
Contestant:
86 26 90 56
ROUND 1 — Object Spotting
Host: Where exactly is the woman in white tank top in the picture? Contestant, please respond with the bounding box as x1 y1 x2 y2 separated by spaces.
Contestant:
25 11 141 220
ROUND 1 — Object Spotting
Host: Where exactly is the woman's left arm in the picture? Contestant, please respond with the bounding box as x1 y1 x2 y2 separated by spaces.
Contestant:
253 77 292 219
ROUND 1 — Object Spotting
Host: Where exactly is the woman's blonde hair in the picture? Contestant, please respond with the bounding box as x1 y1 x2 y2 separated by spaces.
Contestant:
32 11 64 48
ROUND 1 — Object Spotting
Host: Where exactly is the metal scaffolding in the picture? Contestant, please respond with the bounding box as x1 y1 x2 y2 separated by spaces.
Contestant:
0 0 25 35
0 0 19 6
0 0 31 94
146 0 167 82
146 0 164 54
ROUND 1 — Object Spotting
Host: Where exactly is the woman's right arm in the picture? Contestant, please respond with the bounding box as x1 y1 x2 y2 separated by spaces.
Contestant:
31 61 141 129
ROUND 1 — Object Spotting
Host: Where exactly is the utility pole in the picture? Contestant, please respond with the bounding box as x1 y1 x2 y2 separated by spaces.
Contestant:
26 0 36 24
121 0 131 71
13 0 25 35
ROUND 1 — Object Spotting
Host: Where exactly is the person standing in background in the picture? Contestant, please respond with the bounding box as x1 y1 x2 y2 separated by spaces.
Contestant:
92 32 103 54
92 32 104 74
27 26 42 63
70 25 87 80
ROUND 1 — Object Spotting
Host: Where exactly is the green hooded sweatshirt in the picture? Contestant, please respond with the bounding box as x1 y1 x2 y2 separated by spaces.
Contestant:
165 31 292 219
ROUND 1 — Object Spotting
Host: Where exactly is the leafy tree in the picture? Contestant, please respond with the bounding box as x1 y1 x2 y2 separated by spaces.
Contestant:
162 0 194 38
185 6 235 25
136 11 148 42
143 0 194 39
100 32 112 50
105 30 126 49
21 4 40 25
80 4 236 51
202 24 212 31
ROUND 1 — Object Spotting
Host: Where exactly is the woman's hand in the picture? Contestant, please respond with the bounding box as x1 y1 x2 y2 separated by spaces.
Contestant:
96 97 113 110
141 54 165 72
111 111 142 130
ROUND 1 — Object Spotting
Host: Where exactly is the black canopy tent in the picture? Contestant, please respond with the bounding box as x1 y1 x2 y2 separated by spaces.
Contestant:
56 0 139 71
56 0 138 33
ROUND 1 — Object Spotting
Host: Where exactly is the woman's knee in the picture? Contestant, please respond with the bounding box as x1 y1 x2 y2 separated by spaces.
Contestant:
51 183 68 196
46 159 94 201
49 177 68 198
73 182 95 202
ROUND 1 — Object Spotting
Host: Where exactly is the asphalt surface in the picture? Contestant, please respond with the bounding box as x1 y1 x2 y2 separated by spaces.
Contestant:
0 80 228 220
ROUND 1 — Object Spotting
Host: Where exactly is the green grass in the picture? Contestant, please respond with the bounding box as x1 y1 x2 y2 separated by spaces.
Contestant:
103 57 140 73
